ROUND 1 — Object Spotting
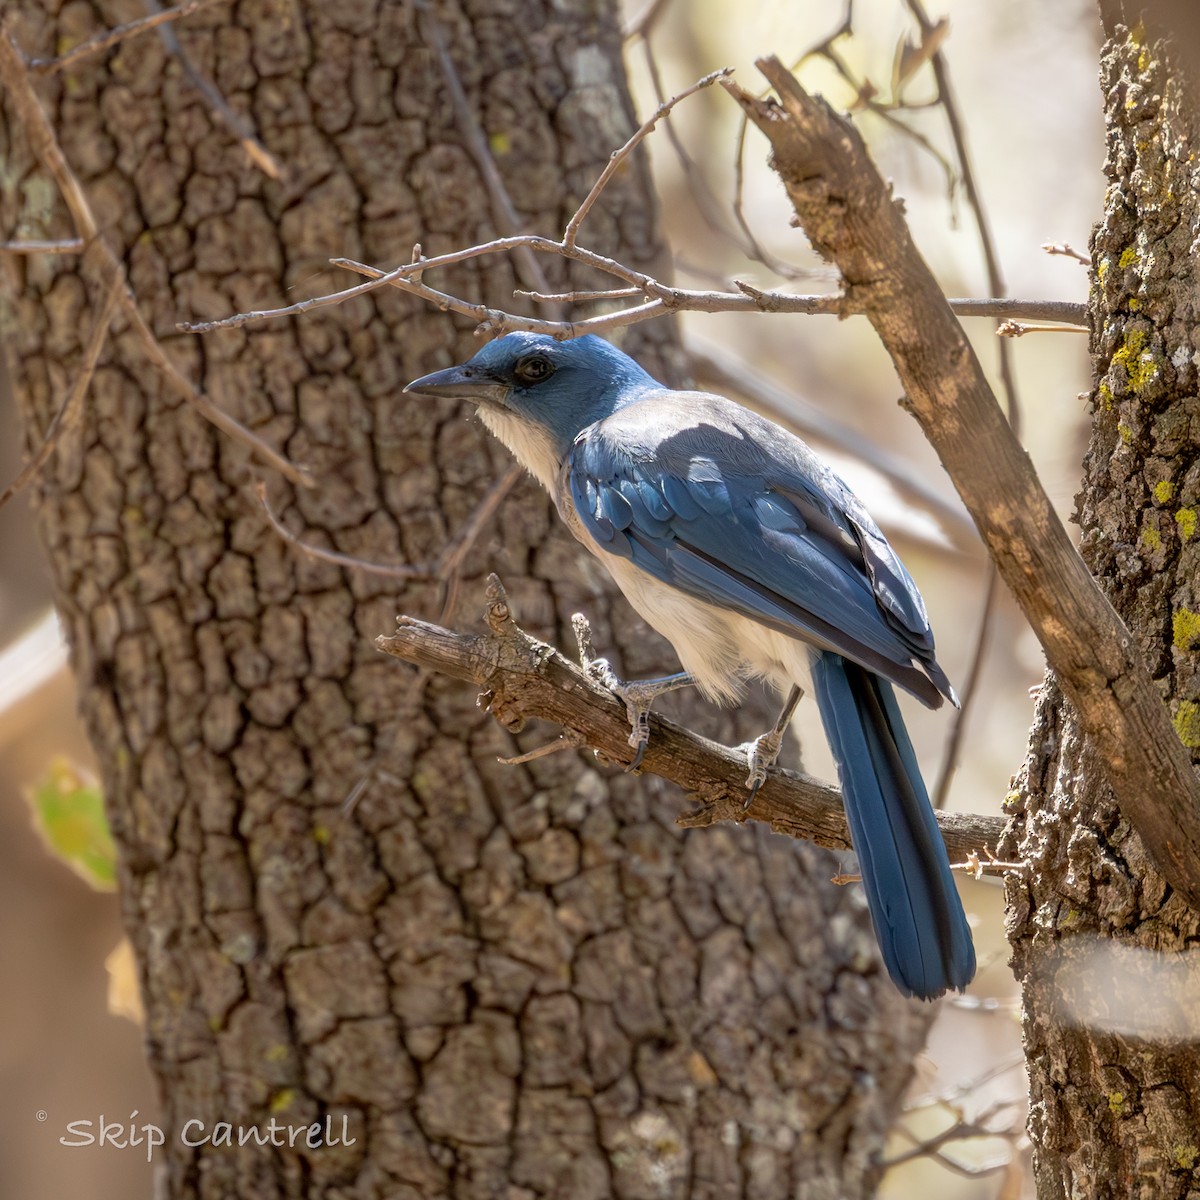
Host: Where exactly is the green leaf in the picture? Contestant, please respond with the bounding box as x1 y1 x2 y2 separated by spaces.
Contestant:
27 758 116 891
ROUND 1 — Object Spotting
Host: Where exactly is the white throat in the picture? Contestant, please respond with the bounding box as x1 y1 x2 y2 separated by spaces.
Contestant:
477 407 564 494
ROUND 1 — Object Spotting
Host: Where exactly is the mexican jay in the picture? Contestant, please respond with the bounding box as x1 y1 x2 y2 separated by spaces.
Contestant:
405 331 975 999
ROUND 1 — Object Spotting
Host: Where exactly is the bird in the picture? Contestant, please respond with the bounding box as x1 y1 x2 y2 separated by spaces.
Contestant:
404 331 975 999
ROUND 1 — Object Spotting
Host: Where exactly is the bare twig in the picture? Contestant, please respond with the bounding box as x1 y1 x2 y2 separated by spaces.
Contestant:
564 67 733 249
623 0 675 39
515 286 642 303
1042 241 1091 266
0 274 122 511
0 30 310 487
142 0 281 179
498 733 583 765
27 0 227 74
0 237 85 253
184 246 1085 335
998 320 1089 338
257 462 523 623
257 483 430 580
414 0 557 313
435 463 523 624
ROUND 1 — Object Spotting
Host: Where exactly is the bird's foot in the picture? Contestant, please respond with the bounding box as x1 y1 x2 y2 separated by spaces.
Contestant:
572 613 693 770
738 684 804 808
738 728 786 806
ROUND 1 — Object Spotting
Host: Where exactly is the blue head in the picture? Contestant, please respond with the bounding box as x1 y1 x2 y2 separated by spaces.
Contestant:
405 333 657 488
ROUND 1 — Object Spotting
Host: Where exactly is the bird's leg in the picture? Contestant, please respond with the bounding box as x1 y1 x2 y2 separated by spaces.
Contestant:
742 684 804 804
572 613 694 769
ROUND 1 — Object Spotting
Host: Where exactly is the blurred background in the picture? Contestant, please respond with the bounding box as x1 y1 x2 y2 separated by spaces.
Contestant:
0 0 1101 1195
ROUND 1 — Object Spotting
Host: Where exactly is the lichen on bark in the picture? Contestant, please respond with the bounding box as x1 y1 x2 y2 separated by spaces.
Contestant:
1004 24 1200 1199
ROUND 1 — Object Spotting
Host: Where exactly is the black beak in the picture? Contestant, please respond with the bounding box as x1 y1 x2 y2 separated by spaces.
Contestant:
403 364 509 406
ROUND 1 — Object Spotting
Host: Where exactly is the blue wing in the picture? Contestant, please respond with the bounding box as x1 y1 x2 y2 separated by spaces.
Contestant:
565 391 953 708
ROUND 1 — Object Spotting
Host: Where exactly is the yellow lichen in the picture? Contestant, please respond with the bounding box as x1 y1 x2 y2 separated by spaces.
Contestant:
1177 508 1197 541
1098 258 1110 281
269 1088 296 1113
1098 380 1114 411
1119 246 1138 269
1172 1143 1199 1171
1173 608 1200 650
1174 701 1200 749
1142 526 1161 551
1154 480 1176 503
1108 1091 1126 1117
1113 328 1159 395
1118 422 1134 446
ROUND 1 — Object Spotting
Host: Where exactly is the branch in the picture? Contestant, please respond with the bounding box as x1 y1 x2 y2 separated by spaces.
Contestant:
142 0 280 179
375 578 1006 869
26 0 228 74
726 59 1200 907
0 29 310 487
0 273 121 511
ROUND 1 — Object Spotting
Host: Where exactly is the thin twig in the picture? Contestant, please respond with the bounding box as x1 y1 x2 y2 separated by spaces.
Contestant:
563 67 733 249
414 0 558 314
27 0 227 74
142 0 281 179
1042 241 1091 266
435 463 523 624
256 462 523 612
0 274 122 511
498 733 583 765
636 37 795 275
0 237 85 253
257 483 430 579
998 320 1089 338
184 244 1085 335
515 286 642 303
623 0 675 39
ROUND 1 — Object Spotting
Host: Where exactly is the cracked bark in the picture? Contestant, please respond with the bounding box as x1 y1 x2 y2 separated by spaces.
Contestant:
1003 22 1200 1200
2 2 938 1197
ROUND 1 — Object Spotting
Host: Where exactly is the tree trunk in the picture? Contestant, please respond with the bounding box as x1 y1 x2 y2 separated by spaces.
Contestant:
1005 19 1200 1199
1 2 934 1196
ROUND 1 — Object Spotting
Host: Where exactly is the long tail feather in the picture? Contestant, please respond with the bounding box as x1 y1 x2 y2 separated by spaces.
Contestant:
811 652 976 999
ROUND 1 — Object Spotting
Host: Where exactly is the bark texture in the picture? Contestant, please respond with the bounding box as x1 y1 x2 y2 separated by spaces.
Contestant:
1004 24 1200 1200
1 2 933 1197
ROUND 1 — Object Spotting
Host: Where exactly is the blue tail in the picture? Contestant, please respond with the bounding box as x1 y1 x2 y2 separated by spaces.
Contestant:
811 652 975 999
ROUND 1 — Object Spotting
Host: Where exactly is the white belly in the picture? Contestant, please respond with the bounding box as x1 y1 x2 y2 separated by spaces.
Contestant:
602 555 815 706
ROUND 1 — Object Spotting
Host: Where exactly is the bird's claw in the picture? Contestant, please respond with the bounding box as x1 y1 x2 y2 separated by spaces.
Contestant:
739 728 786 808
571 617 692 771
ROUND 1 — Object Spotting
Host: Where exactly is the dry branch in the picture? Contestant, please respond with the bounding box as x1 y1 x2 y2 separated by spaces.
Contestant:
376 578 1006 870
726 58 1200 907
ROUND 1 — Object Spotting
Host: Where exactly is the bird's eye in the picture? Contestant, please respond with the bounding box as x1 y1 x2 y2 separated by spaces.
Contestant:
514 354 555 384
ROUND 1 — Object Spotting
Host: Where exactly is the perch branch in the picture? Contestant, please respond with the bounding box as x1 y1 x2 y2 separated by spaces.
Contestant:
375 578 1006 869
